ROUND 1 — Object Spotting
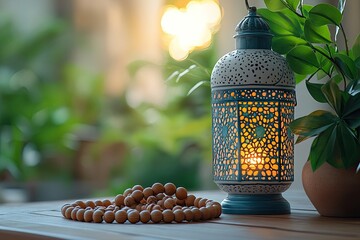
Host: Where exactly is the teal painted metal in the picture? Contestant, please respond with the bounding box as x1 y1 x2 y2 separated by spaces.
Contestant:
221 193 290 214
212 88 295 183
234 7 273 50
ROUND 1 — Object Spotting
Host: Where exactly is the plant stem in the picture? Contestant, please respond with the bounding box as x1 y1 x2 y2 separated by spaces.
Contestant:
340 24 349 56
280 0 305 18
310 45 347 89
307 69 320 82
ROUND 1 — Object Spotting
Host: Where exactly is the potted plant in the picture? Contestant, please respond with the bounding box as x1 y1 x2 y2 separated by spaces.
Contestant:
258 0 360 217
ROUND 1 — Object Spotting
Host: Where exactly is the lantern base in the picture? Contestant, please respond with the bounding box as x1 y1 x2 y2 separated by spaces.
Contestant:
221 193 290 215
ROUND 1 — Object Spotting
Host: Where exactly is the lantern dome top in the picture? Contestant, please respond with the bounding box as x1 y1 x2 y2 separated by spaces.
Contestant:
234 7 272 49
211 49 295 89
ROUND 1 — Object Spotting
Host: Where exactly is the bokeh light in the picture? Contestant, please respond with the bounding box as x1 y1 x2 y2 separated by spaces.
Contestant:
161 0 222 61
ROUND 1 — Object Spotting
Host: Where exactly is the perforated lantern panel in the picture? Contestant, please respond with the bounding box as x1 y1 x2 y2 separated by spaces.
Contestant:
212 88 295 183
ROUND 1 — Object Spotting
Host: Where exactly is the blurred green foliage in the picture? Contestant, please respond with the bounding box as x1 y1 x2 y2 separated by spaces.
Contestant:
0 17 80 181
0 9 217 195
106 45 217 193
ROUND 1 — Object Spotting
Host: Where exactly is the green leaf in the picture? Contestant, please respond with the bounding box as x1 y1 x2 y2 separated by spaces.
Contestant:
332 122 359 169
175 65 197 83
309 125 336 171
346 79 360 95
355 57 360 69
289 110 337 137
342 92 360 128
344 109 360 129
264 0 287 11
321 81 342 115
353 34 360 59
257 8 302 37
304 20 332 44
309 3 342 26
272 36 307 54
301 4 313 18
333 53 358 80
306 81 327 103
295 73 307 84
317 59 332 80
295 135 310 144
187 80 209 95
287 0 300 10
286 45 319 75
343 92 360 117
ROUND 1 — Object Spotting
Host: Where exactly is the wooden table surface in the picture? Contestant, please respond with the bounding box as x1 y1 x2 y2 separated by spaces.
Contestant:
0 189 359 240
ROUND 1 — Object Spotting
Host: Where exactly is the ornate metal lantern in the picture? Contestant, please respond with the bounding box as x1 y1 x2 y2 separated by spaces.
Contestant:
211 3 296 214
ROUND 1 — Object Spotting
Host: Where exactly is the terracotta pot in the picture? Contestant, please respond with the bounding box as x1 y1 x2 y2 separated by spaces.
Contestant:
302 161 360 217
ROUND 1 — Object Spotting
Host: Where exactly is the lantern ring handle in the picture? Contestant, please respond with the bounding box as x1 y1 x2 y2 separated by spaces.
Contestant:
245 0 257 11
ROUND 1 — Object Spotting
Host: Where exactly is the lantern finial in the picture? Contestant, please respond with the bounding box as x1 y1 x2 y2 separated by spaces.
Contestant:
235 1 272 49
245 0 256 12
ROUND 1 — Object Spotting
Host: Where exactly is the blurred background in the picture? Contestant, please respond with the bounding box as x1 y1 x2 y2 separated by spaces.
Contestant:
0 0 359 203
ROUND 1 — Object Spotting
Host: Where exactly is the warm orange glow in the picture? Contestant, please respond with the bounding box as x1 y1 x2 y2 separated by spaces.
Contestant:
161 0 222 61
246 156 263 165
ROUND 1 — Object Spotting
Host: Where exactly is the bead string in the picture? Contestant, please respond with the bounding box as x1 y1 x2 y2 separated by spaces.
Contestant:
61 183 222 224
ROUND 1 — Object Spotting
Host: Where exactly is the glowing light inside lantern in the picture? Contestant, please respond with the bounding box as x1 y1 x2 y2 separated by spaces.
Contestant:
246 156 263 165
161 0 222 61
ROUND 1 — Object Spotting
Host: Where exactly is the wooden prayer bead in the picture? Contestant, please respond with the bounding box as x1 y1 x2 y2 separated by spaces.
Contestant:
93 210 104 223
123 188 133 197
128 210 140 224
132 185 144 191
198 198 208 208
61 204 71 217
164 198 175 209
151 182 165 195
183 209 193 222
172 205 182 211
76 209 86 222
61 183 222 224
84 210 94 222
132 190 144 203
174 209 185 223
142 187 154 199
194 197 202 208
104 211 115 223
175 187 187 200
200 207 210 220
176 198 185 206
115 210 127 223
65 207 74 219
153 205 162 211
140 210 151 223
71 207 80 220
135 204 143 212
94 200 104 207
208 205 217 219
124 196 136 207
185 195 196 207
156 193 165 200
102 199 112 207
162 209 174 223
164 182 176 196
86 200 96 209
74 200 86 209
146 196 157 204
150 209 162 223
191 208 202 221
